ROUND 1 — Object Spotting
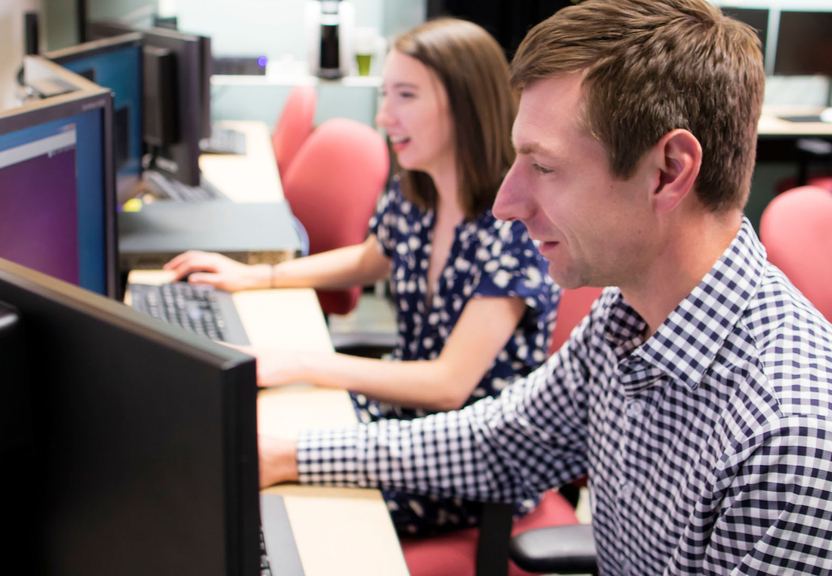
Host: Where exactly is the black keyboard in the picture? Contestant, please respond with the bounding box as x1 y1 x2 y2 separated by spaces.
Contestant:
143 170 229 203
201 125 248 155
129 282 250 345
260 493 305 575
259 524 273 576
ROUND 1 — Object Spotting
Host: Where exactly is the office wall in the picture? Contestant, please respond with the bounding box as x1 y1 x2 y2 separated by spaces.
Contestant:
0 0 42 111
170 0 425 128
167 0 394 63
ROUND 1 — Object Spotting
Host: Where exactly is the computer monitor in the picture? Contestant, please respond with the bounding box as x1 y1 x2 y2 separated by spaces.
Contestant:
0 57 118 298
0 256 260 575
774 10 832 77
44 33 144 203
88 20 204 186
199 34 214 140
721 7 769 65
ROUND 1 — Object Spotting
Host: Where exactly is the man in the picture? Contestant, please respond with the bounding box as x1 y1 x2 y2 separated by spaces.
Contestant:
260 0 832 572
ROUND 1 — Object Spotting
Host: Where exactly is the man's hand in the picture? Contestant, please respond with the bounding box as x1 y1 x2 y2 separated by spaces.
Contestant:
259 435 299 488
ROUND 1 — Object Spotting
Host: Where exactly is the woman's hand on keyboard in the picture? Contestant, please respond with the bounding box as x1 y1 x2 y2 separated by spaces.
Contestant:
163 250 272 291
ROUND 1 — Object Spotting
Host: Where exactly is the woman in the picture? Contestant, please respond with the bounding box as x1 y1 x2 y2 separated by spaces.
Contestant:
165 18 559 535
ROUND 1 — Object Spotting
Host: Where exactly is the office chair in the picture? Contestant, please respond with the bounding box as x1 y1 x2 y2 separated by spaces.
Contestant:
402 287 605 576
271 85 317 176
281 117 390 317
760 184 832 322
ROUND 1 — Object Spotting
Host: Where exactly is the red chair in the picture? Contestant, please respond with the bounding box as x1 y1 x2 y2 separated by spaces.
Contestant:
402 492 581 576
402 286 604 576
271 85 317 176
281 117 389 316
549 287 605 355
760 185 832 321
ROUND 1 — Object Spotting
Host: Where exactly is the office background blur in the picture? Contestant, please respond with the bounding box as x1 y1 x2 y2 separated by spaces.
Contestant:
3 0 832 231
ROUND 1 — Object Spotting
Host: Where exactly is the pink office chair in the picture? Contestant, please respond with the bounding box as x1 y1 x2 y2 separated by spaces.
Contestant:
271 85 317 176
760 185 832 321
402 287 605 576
281 117 389 316
401 492 581 576
549 286 605 355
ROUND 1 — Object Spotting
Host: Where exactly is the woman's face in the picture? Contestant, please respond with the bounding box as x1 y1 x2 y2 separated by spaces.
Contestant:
375 50 455 176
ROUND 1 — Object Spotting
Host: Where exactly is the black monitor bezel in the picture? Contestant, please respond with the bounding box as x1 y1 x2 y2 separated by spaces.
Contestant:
87 20 203 187
0 58 119 299
0 256 260 575
44 31 144 66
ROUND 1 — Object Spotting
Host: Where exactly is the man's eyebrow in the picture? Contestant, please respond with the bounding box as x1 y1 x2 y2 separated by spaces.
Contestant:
515 142 557 157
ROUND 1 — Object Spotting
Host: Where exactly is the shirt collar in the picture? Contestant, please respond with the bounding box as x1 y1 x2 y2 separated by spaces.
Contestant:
606 217 767 395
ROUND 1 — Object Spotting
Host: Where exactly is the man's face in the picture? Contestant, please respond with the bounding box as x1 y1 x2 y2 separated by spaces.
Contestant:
493 74 660 290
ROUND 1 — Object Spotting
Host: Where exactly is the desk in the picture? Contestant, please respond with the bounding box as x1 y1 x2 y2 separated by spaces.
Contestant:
127 271 409 576
124 121 299 270
758 106 832 164
200 120 285 203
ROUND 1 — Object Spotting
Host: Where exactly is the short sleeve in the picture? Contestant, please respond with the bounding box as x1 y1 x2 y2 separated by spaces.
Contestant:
368 181 404 259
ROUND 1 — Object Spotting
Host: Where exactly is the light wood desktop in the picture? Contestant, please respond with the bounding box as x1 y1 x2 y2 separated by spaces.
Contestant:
759 105 832 138
200 120 285 203
127 270 409 575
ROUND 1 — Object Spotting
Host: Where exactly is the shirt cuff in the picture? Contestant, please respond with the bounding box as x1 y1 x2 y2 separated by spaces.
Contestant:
297 426 364 487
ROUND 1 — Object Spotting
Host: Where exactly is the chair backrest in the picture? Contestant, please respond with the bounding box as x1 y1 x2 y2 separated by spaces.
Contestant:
549 286 605 355
282 117 390 315
271 85 317 176
760 185 832 321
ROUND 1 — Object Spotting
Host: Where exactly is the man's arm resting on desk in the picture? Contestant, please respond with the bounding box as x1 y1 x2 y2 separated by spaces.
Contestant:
268 360 588 502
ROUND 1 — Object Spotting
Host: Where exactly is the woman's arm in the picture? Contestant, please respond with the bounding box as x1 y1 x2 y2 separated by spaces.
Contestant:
251 296 526 412
271 235 391 290
164 235 391 291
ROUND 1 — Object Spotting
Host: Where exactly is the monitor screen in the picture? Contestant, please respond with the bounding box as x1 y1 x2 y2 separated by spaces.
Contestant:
0 59 118 298
88 20 204 186
775 10 832 77
0 257 260 575
721 7 769 63
46 34 144 202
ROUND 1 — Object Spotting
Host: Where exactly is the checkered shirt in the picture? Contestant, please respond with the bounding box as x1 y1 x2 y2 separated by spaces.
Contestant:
297 218 832 575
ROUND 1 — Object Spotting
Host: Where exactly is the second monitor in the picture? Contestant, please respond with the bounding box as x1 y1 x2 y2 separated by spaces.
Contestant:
88 20 204 187
45 33 144 202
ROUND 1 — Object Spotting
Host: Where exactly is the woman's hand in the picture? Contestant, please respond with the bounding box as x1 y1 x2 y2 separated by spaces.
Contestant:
163 250 271 292
224 344 316 387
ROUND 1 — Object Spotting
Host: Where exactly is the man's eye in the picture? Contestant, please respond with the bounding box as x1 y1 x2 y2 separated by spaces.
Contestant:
532 163 553 175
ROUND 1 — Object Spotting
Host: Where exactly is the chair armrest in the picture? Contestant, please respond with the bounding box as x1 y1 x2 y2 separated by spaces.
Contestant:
509 523 598 574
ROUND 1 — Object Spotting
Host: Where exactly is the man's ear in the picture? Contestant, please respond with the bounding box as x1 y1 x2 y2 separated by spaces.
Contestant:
651 129 702 214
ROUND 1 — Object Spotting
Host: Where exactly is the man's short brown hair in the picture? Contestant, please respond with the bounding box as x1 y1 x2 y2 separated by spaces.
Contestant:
511 0 765 212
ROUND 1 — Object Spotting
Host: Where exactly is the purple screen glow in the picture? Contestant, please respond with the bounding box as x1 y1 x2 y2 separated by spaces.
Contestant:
0 148 80 285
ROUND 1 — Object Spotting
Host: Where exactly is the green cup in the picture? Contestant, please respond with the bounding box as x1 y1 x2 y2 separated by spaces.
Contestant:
356 53 372 76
